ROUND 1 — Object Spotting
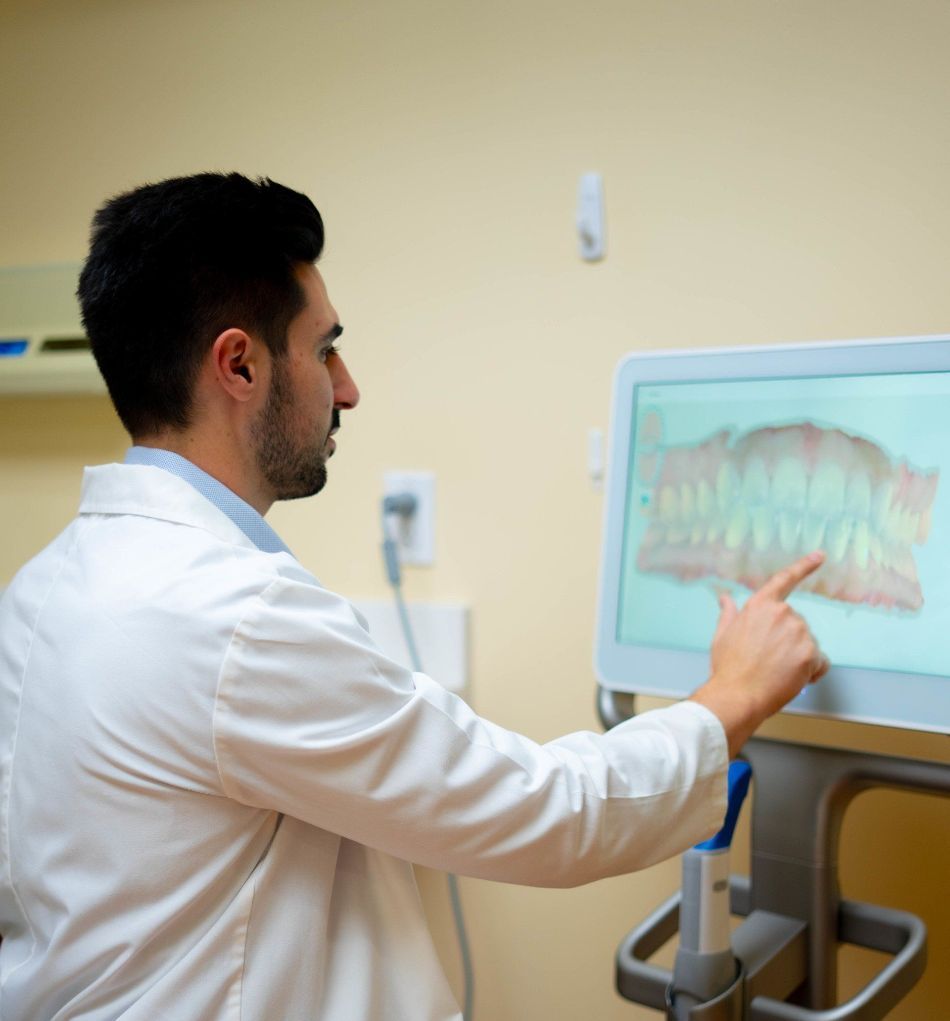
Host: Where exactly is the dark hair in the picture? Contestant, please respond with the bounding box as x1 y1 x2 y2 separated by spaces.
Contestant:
77 172 324 437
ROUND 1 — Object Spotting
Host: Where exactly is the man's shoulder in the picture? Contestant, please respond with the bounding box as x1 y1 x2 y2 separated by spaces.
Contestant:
81 510 320 617
4 503 322 640
1 519 82 621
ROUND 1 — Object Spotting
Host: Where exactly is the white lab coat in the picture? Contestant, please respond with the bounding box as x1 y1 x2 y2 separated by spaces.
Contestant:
0 464 727 1020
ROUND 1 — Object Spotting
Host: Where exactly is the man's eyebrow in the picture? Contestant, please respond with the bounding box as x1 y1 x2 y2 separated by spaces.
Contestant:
319 323 344 345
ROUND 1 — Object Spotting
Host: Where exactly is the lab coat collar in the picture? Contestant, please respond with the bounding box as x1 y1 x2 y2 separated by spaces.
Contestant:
79 463 262 553
123 446 293 556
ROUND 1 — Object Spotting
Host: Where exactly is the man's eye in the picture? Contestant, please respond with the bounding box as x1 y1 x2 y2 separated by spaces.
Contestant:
320 345 341 362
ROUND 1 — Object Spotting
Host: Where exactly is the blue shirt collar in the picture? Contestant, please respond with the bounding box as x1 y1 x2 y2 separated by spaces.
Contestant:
124 446 294 557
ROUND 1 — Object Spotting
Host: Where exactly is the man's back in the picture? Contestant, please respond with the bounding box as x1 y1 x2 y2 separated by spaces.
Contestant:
0 465 462 1020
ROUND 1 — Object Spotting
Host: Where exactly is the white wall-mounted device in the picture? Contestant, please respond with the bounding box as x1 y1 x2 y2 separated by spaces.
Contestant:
0 264 105 396
350 600 469 697
576 172 606 261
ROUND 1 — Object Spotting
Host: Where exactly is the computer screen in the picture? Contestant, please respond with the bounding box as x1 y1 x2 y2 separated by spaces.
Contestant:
596 335 950 734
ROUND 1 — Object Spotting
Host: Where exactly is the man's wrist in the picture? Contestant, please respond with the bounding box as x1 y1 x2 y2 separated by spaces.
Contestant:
689 675 761 758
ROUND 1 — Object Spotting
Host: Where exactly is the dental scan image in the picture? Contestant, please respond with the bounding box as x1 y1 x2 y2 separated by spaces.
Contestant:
636 421 938 613
616 371 950 681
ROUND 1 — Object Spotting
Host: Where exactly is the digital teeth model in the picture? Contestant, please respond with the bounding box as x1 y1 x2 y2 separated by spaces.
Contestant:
637 422 939 612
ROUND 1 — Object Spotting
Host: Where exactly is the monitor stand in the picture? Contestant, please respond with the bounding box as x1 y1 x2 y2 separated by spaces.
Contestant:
598 689 950 1020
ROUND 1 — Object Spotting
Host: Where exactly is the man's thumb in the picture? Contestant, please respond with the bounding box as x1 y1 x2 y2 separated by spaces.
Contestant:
713 589 738 643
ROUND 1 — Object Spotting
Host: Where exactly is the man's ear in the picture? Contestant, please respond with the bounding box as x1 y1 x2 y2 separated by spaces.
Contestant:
211 328 260 401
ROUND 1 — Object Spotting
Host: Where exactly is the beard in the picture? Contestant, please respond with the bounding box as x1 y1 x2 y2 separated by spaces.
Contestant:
251 358 332 501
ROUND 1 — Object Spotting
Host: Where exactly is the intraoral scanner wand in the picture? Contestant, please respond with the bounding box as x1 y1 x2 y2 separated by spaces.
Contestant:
670 760 753 1018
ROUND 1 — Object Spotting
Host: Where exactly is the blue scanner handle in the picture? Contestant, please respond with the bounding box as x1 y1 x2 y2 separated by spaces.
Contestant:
671 760 754 1016
678 760 753 957
695 759 753 852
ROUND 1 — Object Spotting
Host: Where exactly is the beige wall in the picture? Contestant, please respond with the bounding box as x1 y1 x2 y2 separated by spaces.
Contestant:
2 1 949 1017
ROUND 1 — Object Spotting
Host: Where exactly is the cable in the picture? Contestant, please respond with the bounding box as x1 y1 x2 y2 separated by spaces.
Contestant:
446 873 474 1021
380 497 475 1021
390 577 423 674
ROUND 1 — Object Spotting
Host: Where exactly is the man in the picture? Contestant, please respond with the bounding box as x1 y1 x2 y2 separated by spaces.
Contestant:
0 173 828 1020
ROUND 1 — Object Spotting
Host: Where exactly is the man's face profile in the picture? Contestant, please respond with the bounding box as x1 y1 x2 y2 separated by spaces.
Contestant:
250 263 358 502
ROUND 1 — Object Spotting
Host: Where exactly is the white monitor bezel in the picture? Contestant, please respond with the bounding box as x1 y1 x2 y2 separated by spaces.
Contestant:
595 333 950 735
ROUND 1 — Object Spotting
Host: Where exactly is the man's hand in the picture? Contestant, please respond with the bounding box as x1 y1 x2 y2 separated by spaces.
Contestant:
690 551 831 757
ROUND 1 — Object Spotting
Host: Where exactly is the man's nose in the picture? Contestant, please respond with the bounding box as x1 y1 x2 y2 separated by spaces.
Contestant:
331 355 360 409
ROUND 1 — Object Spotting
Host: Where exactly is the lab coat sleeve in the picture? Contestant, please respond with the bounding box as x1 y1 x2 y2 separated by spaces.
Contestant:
213 576 728 887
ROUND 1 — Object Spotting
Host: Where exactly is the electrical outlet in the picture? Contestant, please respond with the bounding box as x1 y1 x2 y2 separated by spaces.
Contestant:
382 470 435 566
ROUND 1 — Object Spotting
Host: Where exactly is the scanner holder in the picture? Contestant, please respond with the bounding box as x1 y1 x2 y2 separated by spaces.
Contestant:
598 689 950 1020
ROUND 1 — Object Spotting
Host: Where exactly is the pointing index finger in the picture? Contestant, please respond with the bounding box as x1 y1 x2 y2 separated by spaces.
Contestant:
759 551 826 601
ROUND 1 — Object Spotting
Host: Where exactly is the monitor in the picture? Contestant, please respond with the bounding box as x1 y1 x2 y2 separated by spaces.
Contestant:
595 334 950 734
